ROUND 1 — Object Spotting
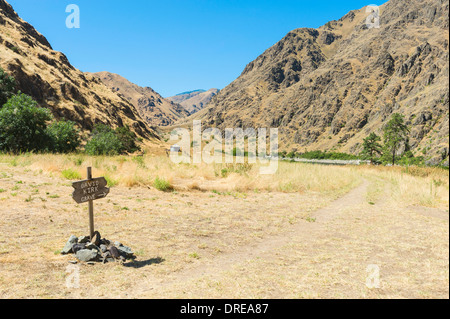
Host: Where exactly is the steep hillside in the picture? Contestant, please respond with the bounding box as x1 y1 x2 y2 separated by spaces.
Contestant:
201 0 449 164
0 0 158 141
91 72 189 126
168 88 219 114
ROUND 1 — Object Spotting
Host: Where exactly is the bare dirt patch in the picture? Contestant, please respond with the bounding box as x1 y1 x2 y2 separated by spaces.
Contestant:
0 163 448 299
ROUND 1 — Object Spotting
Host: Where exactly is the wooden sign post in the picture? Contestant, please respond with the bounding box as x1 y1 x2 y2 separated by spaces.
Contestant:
72 167 110 239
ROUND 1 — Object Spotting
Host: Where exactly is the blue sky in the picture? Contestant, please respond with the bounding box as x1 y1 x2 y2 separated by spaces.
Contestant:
7 0 383 97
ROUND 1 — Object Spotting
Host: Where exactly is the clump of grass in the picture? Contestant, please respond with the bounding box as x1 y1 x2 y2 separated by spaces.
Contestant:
215 163 253 178
153 177 173 192
61 168 82 180
73 157 84 166
10 158 18 167
0 172 10 179
104 175 119 187
132 156 146 168
189 252 200 259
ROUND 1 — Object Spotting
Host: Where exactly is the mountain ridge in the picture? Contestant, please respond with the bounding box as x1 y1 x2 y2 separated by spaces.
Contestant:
174 89 206 96
90 71 190 127
199 0 449 164
168 88 219 115
0 0 159 141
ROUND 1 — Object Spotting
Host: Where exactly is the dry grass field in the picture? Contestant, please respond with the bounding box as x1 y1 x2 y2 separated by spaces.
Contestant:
0 153 448 298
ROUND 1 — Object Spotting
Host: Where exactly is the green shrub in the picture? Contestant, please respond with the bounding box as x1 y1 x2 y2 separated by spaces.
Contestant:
85 127 123 156
153 177 173 192
115 125 141 153
84 124 141 155
297 150 360 160
0 68 16 107
395 151 425 167
61 168 82 180
0 93 53 153
46 120 81 153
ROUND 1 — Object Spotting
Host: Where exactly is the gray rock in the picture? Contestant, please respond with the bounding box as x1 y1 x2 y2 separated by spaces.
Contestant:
85 243 100 251
100 244 108 253
117 245 133 258
91 231 101 246
425 157 441 166
68 260 78 264
79 236 90 244
76 249 99 262
114 241 123 247
72 243 86 254
61 235 78 255
109 246 120 259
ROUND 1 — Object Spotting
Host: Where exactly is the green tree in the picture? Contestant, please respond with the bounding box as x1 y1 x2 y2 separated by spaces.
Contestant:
91 123 113 136
85 131 123 156
84 124 142 155
0 93 53 153
0 68 16 107
361 132 383 164
383 113 410 165
115 125 141 153
46 120 81 153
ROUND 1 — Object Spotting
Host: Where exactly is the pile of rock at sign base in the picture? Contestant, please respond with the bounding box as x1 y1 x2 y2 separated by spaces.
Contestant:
61 231 135 264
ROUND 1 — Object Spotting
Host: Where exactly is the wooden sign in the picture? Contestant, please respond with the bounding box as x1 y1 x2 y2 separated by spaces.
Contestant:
72 177 109 204
71 167 109 239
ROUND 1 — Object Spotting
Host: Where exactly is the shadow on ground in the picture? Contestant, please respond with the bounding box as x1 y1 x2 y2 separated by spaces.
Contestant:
123 257 165 268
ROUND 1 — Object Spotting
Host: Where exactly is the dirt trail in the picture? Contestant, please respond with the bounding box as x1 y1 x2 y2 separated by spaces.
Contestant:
1 164 447 298
134 181 369 296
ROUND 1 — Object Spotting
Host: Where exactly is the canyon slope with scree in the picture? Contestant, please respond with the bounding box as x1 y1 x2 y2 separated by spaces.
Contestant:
91 71 190 127
200 0 449 165
0 0 158 141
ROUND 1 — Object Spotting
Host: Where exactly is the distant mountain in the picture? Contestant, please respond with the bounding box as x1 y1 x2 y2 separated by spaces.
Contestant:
168 88 219 115
200 0 449 165
91 72 190 127
0 0 158 140
175 89 206 96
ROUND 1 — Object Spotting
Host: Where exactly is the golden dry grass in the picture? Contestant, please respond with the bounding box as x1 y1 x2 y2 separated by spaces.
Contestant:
357 165 449 209
0 153 448 299
0 153 363 196
1 153 448 209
